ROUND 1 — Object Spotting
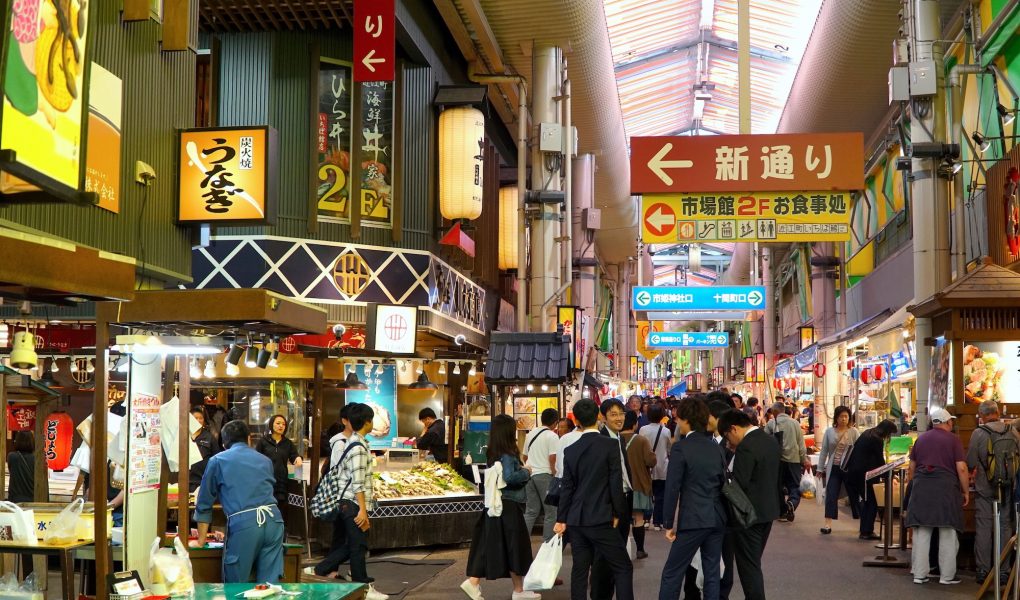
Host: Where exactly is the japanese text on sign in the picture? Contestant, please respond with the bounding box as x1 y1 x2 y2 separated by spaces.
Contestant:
179 127 272 223
632 285 765 311
317 60 354 220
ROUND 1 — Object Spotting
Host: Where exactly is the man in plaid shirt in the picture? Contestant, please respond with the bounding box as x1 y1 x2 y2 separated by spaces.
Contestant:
332 403 387 600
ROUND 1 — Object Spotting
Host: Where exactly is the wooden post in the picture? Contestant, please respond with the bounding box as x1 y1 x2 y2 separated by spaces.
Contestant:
178 358 190 540
33 396 56 501
92 319 110 600
310 357 324 492
156 355 175 541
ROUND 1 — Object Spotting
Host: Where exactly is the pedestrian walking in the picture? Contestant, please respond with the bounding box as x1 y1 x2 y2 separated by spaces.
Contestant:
845 420 898 540
817 406 860 534
462 414 540 600
659 397 727 600
716 409 782 600
639 404 671 529
621 411 656 559
523 408 560 541
591 399 633 600
763 403 809 522
906 408 969 586
554 399 634 600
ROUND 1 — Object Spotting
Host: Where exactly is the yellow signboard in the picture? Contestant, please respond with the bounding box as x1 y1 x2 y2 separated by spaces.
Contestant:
636 321 662 360
178 127 276 224
641 191 851 244
85 64 122 213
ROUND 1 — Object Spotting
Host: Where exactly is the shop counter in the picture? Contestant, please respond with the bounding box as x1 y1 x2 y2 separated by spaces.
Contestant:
368 493 482 550
194 582 366 600
0 538 93 600
190 543 305 583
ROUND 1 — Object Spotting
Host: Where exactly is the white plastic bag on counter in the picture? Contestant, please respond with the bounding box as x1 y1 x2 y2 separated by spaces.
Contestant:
43 499 83 544
149 536 194 597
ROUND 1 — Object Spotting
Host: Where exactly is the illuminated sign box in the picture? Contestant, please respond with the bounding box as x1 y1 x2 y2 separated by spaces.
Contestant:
177 126 278 225
647 331 730 349
633 286 765 312
365 304 418 355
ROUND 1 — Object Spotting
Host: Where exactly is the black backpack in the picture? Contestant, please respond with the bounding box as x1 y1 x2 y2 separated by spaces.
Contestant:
979 424 1020 490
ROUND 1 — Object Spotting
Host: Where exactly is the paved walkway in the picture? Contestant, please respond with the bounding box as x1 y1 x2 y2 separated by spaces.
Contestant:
399 499 984 599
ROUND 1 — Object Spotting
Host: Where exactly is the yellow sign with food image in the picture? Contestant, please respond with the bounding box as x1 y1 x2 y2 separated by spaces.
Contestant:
1 0 91 191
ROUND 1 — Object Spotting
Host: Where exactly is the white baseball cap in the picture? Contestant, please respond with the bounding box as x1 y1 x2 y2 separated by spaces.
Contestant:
930 407 956 424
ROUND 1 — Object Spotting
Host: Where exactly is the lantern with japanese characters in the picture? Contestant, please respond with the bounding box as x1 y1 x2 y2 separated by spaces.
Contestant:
44 412 74 471
498 186 518 270
438 107 485 221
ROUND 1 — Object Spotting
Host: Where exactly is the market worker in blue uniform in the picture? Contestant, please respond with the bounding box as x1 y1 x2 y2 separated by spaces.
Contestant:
192 419 284 583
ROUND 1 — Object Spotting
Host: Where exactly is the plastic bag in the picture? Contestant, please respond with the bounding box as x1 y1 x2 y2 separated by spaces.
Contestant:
626 533 636 560
0 501 35 541
149 537 194 597
42 499 82 544
799 471 817 494
523 535 563 591
815 474 826 506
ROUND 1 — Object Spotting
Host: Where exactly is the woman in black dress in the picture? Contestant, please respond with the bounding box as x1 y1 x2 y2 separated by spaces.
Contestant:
845 420 899 540
462 414 538 600
7 431 34 504
255 414 303 508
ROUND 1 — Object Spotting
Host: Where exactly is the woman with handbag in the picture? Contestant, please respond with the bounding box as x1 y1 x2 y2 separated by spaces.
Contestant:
621 411 656 559
817 406 860 534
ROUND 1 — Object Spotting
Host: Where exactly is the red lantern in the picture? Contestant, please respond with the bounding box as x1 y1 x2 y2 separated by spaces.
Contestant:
814 363 827 378
860 368 872 385
773 378 782 390
789 378 798 390
873 364 884 381
44 412 74 471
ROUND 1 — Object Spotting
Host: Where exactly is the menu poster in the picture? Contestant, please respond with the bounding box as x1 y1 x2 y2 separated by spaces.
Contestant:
128 393 162 493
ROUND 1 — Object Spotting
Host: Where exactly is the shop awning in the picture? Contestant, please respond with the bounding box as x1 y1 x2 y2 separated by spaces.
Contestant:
815 309 892 350
484 332 571 385
865 303 911 340
909 259 1020 318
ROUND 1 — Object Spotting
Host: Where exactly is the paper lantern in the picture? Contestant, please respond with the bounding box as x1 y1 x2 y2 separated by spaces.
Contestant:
44 411 74 471
498 186 519 270
860 368 872 385
438 106 485 221
10 331 37 369
814 363 826 378
788 378 798 390
873 364 884 381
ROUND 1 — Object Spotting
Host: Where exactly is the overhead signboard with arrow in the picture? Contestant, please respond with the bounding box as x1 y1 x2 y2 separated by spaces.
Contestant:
354 0 395 83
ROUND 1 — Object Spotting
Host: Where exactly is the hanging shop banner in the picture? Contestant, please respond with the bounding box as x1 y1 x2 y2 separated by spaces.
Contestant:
630 356 638 381
7 404 35 432
633 285 765 311
646 331 729 349
928 337 950 411
0 0 93 193
637 361 644 381
357 81 394 226
630 132 864 194
178 126 278 224
84 63 121 213
353 0 395 82
316 59 354 220
346 364 397 449
636 320 663 360
557 306 583 370
774 359 792 380
889 350 912 379
755 352 766 383
128 393 161 493
793 345 818 371
366 304 417 355
640 192 851 244
744 356 754 383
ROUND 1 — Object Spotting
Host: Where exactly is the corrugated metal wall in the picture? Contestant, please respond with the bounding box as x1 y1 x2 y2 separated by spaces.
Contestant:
0 2 196 281
212 31 436 251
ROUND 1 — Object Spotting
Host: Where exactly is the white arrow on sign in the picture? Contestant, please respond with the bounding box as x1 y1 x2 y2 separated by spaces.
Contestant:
635 291 652 307
648 143 694 186
646 206 674 234
747 290 764 307
362 49 386 72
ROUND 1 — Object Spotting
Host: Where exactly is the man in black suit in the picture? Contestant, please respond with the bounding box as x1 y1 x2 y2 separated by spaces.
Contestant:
659 397 727 600
716 409 782 600
591 399 634 600
555 399 634 600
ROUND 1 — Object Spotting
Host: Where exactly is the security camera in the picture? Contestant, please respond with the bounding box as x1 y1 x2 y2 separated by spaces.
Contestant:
332 323 347 339
454 334 466 346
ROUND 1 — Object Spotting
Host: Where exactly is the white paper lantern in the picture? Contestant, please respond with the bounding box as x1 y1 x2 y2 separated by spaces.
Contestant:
498 186 519 270
439 106 485 221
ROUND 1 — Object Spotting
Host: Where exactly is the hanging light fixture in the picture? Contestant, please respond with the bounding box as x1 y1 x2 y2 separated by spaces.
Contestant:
69 359 79 373
438 106 485 221
50 356 59 373
452 363 461 375
408 372 438 390
204 360 216 379
416 361 424 375
10 330 37 369
268 348 279 368
526 383 534 391
189 359 201 379
244 345 258 368
226 342 245 366
468 363 477 376
498 186 519 270
998 103 1016 127
256 343 271 369
438 362 447 376
226 363 240 376
972 131 991 154
400 360 407 372
86 358 95 374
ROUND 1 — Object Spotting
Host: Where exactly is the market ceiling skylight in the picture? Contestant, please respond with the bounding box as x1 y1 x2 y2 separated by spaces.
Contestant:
605 0 823 284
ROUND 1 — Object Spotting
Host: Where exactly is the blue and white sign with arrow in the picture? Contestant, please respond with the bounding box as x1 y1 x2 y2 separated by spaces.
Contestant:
632 286 767 312
646 331 730 349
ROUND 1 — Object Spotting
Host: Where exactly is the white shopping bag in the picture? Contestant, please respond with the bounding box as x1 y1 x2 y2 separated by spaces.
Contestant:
626 532 636 560
523 535 564 591
0 501 35 541
815 474 826 506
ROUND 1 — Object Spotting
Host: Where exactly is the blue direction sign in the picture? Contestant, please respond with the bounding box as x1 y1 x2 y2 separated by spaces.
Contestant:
647 331 730 349
632 286 766 311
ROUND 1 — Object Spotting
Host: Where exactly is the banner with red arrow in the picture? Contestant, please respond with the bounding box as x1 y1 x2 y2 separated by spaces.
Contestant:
354 0 395 83
630 133 864 194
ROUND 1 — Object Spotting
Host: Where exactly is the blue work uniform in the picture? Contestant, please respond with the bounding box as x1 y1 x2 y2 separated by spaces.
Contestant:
194 444 284 583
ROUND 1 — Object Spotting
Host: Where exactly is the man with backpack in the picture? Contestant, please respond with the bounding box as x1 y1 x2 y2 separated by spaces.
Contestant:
966 400 1020 584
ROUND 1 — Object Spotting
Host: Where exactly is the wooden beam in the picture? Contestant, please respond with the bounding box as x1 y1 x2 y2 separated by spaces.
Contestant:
155 355 175 548
310 357 324 493
178 358 190 542
432 0 478 62
258 0 283 30
321 0 344 29
337 0 353 26
123 0 151 21
286 1 307 30
162 0 192 51
458 0 505 72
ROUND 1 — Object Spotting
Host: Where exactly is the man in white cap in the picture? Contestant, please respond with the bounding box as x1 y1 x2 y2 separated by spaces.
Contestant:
905 407 969 586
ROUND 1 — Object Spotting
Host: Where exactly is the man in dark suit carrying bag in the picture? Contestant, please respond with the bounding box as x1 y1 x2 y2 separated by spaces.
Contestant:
554 399 634 600
659 397 727 600
716 410 783 600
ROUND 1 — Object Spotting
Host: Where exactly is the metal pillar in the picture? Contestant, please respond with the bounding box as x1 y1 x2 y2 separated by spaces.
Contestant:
909 0 951 429
529 45 563 332
573 154 597 363
763 247 776 369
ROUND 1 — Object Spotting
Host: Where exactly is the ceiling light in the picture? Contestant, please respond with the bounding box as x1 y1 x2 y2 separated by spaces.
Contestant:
69 359 78 373
438 362 446 375
453 363 461 375
972 131 990 154
400 360 407 372
847 336 869 349
268 349 279 368
337 372 368 390
541 384 549 391
50 357 59 373
408 372 438 390
256 345 271 369
526 384 534 391
468 364 477 376
87 359 95 374
416 362 424 375
244 346 258 368
226 343 245 366
204 360 216 379
114 335 224 356
454 334 466 346
190 359 201 379
998 103 1016 127
226 363 240 376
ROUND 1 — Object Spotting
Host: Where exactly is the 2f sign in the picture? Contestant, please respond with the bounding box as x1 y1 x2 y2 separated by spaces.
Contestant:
354 0 395 82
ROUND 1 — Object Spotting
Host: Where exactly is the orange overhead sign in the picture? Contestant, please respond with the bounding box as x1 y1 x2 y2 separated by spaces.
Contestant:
636 320 662 360
178 126 277 224
630 133 865 194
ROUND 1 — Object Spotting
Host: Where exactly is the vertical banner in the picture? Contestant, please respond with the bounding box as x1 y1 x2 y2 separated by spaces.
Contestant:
637 361 645 382
630 356 638 381
1 0 92 192
557 306 582 370
755 352 766 383
85 63 122 213
353 0 395 82
128 393 162 493
346 364 397 448
358 81 394 226
316 59 353 220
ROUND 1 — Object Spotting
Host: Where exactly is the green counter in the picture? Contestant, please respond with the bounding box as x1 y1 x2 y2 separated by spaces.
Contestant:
193 582 367 600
